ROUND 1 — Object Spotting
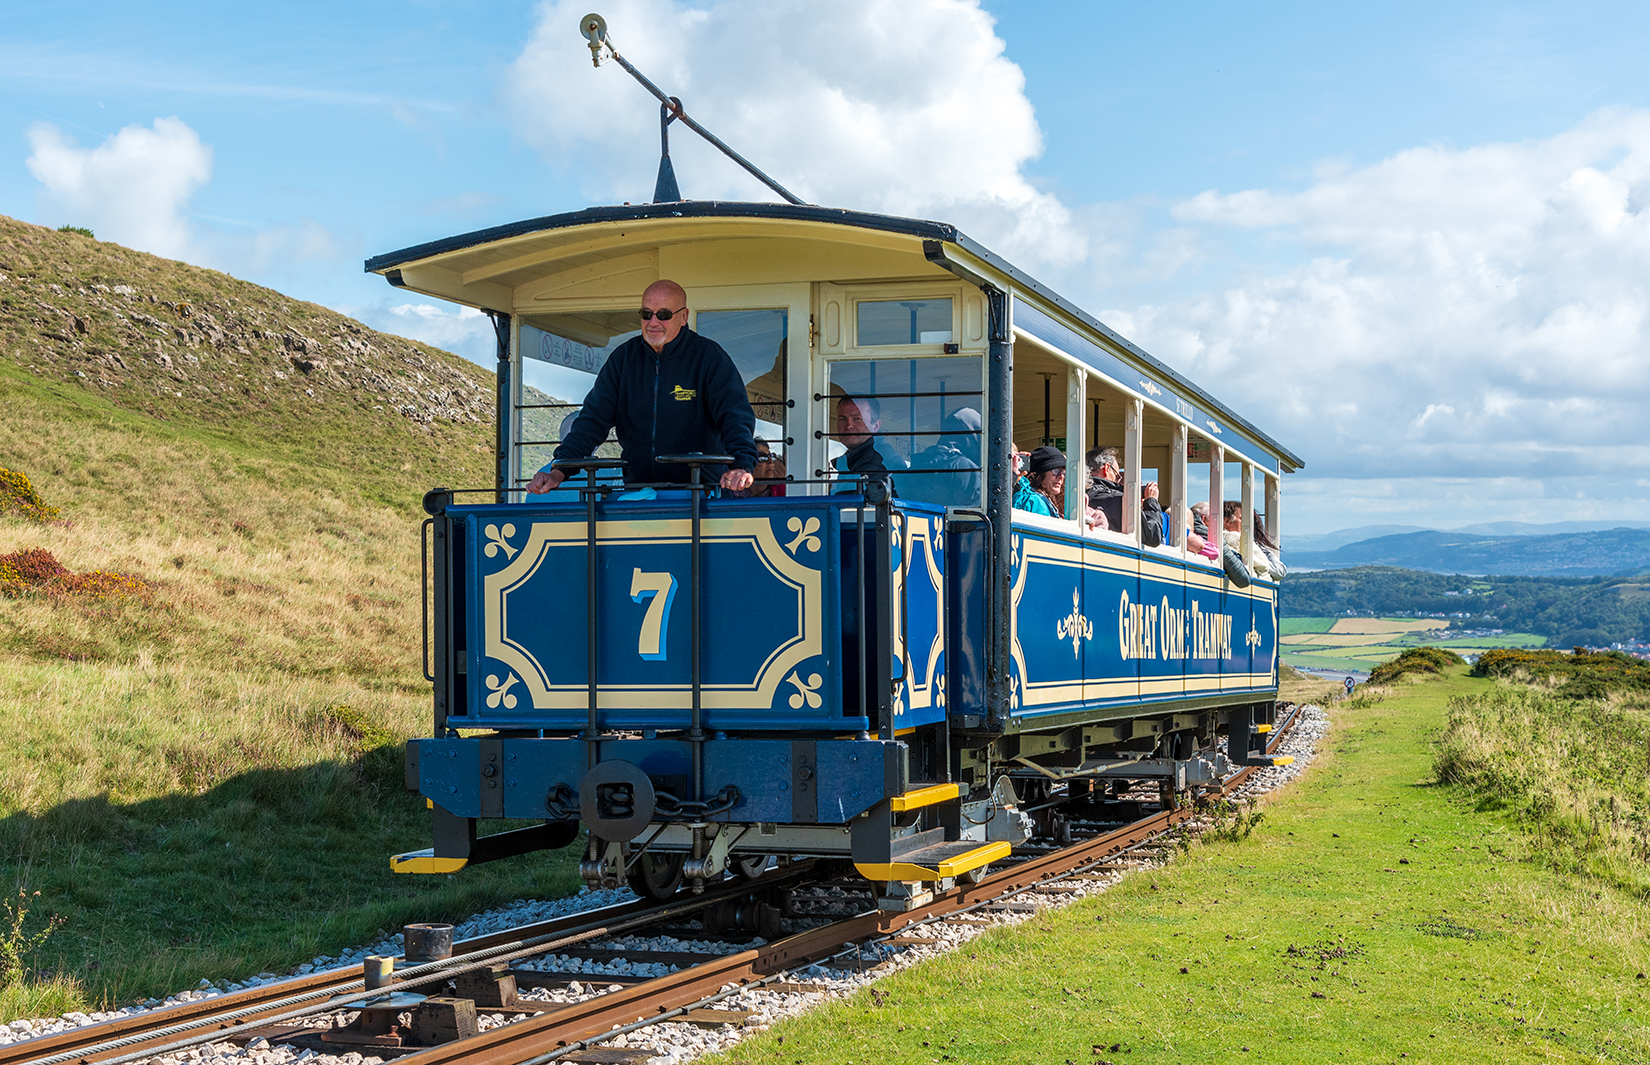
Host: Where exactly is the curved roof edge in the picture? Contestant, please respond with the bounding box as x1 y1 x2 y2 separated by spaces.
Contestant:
363 201 959 275
365 201 1303 471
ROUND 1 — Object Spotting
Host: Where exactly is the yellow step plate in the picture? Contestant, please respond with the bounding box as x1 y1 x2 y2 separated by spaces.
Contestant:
1267 756 1294 767
856 840 1011 882
889 782 961 813
391 849 468 874
1256 724 1272 733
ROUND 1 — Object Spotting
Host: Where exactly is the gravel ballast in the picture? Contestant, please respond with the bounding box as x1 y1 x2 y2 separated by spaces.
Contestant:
3 705 1327 1065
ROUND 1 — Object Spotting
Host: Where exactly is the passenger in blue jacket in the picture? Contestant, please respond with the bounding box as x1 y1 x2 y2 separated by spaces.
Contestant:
527 280 757 493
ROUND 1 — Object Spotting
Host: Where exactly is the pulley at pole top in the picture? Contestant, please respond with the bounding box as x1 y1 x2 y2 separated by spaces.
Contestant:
576 11 807 207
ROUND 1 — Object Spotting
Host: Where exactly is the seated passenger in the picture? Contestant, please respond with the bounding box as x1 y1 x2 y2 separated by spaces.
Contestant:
1084 447 1165 546
1187 501 1219 560
735 438 787 497
832 395 907 495
909 408 982 508
1255 511 1286 579
1222 500 1275 579
1013 445 1066 518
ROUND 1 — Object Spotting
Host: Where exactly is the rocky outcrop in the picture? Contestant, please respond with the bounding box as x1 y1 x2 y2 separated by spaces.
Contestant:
0 215 494 431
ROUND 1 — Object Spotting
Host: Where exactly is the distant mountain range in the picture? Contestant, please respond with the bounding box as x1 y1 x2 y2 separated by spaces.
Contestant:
1291 519 1650 554
1289 527 1650 577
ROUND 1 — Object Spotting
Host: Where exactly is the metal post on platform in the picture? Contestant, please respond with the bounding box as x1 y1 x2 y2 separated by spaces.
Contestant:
583 465 601 762
856 496 868 733
657 453 733 802
688 462 705 800
549 458 627 770
485 311 511 504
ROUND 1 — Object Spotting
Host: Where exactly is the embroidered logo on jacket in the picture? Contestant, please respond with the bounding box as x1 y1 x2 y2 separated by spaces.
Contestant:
671 385 696 401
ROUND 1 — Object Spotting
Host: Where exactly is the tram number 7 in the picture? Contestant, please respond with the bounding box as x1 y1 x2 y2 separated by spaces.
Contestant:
629 569 679 661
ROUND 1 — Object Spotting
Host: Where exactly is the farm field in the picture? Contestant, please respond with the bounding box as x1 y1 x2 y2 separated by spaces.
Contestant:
1280 616 1545 676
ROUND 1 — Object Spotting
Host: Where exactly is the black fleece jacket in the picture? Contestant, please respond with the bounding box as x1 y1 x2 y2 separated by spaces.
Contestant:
550 327 757 485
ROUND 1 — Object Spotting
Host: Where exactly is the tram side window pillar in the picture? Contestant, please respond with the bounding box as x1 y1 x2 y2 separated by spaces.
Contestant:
1241 461 1256 567
1064 366 1087 524
1209 443 1224 546
1123 397 1143 539
1266 471 1282 549
1171 422 1189 559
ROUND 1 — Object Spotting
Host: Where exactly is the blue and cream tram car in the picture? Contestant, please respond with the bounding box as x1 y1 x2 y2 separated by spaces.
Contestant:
368 200 1301 909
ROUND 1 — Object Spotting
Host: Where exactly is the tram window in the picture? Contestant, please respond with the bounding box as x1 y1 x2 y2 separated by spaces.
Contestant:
517 314 637 479
695 309 788 449
856 298 953 346
825 356 983 507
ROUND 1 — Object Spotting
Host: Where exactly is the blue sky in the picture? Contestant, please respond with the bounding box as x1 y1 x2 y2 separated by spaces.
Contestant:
4 0 1649 535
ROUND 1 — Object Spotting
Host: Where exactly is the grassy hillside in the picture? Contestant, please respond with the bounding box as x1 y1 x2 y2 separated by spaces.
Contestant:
0 216 578 1015
1289 526 1650 577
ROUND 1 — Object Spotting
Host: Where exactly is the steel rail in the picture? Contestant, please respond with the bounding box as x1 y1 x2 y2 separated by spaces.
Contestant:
3 870 813 1065
376 709 1308 1065
11 709 1302 1065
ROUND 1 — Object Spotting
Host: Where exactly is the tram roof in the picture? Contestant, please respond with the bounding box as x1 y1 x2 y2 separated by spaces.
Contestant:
367 201 1303 472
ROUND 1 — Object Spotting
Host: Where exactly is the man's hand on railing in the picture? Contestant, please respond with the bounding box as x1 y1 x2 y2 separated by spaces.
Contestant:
527 468 567 494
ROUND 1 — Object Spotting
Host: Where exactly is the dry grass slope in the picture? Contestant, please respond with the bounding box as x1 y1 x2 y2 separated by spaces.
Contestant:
0 218 579 1015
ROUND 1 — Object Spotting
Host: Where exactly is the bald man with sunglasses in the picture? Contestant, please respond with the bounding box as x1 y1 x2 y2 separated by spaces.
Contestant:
528 279 757 494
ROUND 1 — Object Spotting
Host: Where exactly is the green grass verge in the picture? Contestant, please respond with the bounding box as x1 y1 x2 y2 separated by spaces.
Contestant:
0 655 580 1009
713 670 1650 1064
1437 682 1650 895
1279 617 1336 635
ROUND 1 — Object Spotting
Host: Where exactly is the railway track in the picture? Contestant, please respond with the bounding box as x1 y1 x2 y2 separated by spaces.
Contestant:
6 704 1305 1065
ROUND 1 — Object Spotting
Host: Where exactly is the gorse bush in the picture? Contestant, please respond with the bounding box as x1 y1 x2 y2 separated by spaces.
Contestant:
1474 647 1650 697
0 547 151 602
54 225 94 239
0 467 60 523
1366 646 1464 686
1434 685 1650 897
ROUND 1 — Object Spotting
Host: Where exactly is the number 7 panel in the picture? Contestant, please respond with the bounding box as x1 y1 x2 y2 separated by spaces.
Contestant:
455 496 850 734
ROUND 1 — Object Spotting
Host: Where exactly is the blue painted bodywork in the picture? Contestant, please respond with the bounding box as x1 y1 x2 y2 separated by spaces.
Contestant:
448 494 858 733
415 735 894 824
1004 518 1278 722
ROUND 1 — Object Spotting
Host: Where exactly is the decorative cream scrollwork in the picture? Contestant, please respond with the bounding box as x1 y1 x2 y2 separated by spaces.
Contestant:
783 515 822 555
1138 379 1162 397
1055 588 1094 659
785 670 824 709
485 672 520 709
1246 620 1264 650
483 523 518 560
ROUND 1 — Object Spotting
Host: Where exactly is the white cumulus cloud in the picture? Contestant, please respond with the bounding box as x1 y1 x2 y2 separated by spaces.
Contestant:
24 116 348 281
502 0 1083 269
1103 107 1650 522
26 116 212 259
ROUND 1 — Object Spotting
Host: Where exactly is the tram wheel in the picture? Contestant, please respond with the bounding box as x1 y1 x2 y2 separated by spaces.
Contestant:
733 855 772 881
627 851 685 899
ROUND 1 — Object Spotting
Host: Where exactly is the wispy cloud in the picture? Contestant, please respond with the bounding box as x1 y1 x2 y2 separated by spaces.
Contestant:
0 41 457 114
